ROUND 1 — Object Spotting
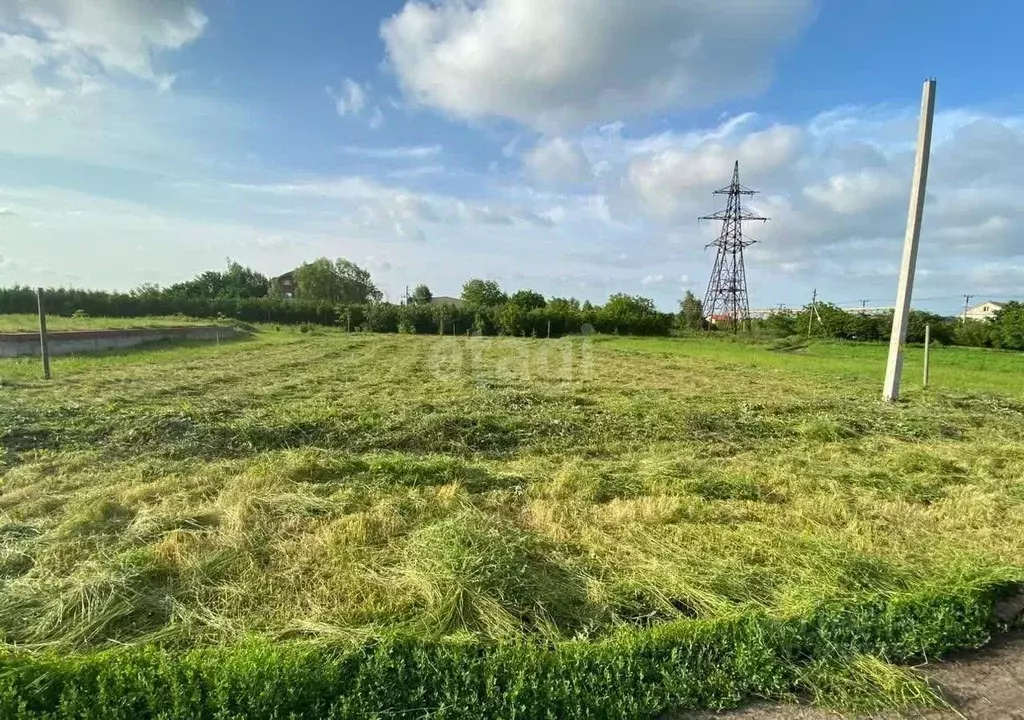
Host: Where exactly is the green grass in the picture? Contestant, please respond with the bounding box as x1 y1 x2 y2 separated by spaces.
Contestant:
1 329 1023 716
0 314 222 333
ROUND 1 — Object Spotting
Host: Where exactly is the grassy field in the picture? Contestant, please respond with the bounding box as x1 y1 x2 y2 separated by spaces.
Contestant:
0 314 222 333
1 328 1023 716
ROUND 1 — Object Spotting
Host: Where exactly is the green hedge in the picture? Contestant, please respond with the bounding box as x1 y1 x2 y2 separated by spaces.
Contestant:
753 302 1024 350
0 287 676 339
0 583 1014 719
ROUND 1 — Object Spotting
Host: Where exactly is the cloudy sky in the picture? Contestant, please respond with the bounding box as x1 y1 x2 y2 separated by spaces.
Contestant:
1 0 1022 313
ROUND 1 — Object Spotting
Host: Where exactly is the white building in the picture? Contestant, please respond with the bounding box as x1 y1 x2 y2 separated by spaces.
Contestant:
961 301 1004 322
841 306 895 317
748 306 895 319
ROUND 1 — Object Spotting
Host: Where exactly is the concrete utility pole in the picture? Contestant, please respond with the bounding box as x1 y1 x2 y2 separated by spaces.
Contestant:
807 289 817 338
923 324 931 388
36 288 51 380
962 294 973 324
883 79 937 403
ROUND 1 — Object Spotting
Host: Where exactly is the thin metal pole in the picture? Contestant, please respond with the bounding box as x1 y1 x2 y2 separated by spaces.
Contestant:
883 79 936 403
923 324 931 388
36 287 51 380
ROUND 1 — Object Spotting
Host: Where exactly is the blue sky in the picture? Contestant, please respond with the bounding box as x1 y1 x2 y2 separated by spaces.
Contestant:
1 0 1023 314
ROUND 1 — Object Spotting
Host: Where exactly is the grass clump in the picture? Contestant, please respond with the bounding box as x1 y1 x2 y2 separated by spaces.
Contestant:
396 511 590 638
800 654 946 714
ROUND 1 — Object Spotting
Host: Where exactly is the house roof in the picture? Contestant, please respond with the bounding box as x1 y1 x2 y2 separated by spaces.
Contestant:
966 301 1004 312
430 296 465 307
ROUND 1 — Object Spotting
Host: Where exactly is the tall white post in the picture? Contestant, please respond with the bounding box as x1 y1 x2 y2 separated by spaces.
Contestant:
883 79 936 403
923 324 931 388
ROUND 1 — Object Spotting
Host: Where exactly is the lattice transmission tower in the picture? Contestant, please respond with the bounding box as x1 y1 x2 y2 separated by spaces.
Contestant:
699 161 769 332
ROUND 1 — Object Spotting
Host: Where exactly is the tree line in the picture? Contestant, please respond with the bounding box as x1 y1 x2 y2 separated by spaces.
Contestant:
3 258 1022 349
756 300 1024 350
675 290 1024 351
0 259 674 338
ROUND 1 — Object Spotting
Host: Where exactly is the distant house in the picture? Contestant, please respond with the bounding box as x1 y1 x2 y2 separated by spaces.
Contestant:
842 306 895 317
711 310 779 323
429 296 466 308
961 301 1004 322
272 272 296 299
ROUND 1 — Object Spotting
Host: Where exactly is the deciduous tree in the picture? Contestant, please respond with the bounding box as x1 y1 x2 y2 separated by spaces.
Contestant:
678 291 704 332
509 289 547 311
294 258 382 303
410 284 433 305
461 279 507 308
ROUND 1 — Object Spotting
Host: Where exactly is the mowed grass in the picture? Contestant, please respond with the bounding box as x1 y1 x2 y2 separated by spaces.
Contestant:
0 314 221 333
1 329 1022 665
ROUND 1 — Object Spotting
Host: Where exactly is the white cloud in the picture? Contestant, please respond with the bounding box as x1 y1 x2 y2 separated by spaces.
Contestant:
803 169 904 215
327 78 387 128
524 137 592 183
628 124 803 218
369 106 384 129
365 255 394 273
232 177 385 200
0 0 228 182
230 175 558 240
936 215 1011 242
641 274 666 286
381 0 813 130
0 0 205 116
385 165 448 179
328 78 367 117
0 84 245 176
336 144 442 160
0 186 281 289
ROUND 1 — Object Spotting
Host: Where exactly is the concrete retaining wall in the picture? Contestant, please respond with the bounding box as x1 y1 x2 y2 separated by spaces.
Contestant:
0 326 237 358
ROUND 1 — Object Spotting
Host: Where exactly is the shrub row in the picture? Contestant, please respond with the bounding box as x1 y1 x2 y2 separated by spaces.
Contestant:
5 285 1022 348
754 302 1024 350
0 582 1015 719
0 287 675 338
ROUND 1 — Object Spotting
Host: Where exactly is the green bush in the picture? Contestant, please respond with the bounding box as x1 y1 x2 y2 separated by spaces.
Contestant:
0 583 1013 719
994 302 1024 350
955 319 995 348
